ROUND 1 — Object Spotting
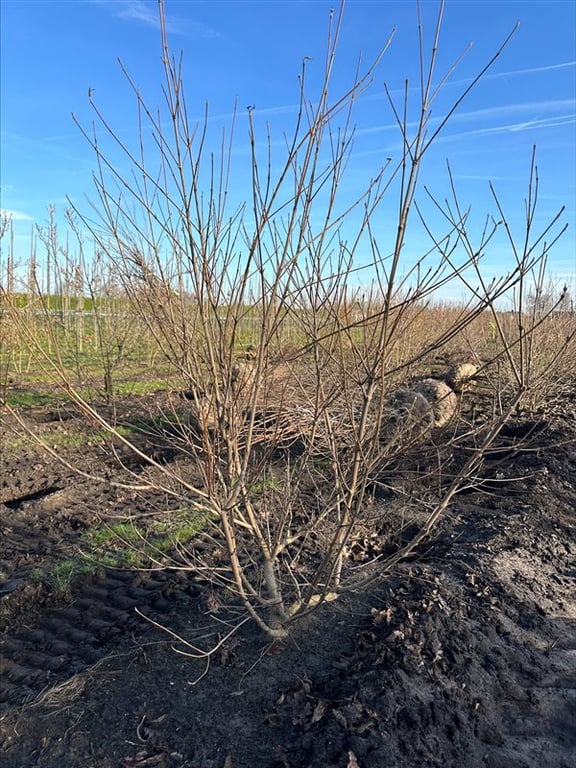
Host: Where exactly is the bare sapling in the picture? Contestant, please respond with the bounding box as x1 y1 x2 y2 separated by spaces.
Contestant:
2 0 572 643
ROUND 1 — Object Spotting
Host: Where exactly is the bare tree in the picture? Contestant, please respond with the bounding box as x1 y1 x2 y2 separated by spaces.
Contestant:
2 0 572 641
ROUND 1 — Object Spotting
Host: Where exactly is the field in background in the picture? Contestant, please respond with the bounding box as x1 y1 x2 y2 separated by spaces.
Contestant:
2 281 574 407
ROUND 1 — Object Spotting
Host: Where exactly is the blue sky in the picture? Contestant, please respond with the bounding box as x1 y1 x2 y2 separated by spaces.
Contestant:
1 0 575 301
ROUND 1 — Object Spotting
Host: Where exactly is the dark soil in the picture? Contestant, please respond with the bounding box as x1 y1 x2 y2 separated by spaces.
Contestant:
1 385 575 768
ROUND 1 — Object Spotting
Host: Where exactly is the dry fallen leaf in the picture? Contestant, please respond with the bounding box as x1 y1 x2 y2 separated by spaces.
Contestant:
347 750 360 768
311 699 327 724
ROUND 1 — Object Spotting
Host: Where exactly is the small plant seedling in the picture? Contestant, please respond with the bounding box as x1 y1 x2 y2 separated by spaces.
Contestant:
49 557 96 596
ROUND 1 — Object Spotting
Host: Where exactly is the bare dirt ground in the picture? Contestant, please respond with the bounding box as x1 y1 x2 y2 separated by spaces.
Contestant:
1 383 575 768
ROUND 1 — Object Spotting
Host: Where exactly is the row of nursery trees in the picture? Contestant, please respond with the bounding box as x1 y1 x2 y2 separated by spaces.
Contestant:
2 1 575 643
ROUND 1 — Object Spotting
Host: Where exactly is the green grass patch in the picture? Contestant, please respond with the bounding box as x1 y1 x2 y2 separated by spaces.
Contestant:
2 424 143 458
149 506 211 546
3 389 62 408
80 506 212 570
249 473 283 499
29 567 45 582
49 556 98 595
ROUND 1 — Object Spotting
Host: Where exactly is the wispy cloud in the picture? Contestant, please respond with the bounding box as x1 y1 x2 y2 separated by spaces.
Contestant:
353 98 575 141
364 61 576 104
194 103 301 124
449 99 575 124
1 208 34 222
471 60 576 82
428 62 576 95
438 114 576 142
350 108 575 160
94 0 221 38
438 61 576 92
